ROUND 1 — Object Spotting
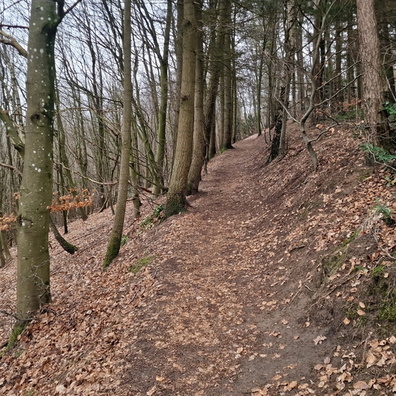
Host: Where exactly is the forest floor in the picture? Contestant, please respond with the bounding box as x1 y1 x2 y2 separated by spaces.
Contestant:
1 122 396 396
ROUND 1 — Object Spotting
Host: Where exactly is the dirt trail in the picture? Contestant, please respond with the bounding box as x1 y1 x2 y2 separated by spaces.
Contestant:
2 129 395 395
121 135 337 395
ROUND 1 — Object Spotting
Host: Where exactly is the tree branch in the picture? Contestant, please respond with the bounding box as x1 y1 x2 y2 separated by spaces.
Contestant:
0 24 29 30
54 0 83 27
53 160 117 186
0 162 22 176
0 30 27 58
0 109 25 157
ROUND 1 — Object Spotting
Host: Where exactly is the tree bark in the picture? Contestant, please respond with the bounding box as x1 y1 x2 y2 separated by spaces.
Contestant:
165 0 197 217
356 0 391 149
266 0 297 163
0 234 5 269
103 0 133 268
203 4 221 162
152 0 172 197
1 229 11 261
16 0 59 324
219 0 233 151
49 215 78 255
187 1 205 195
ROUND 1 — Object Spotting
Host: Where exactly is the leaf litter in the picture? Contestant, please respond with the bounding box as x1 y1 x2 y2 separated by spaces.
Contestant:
0 123 396 395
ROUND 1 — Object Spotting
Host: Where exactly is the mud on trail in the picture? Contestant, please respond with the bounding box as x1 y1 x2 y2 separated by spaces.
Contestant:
1 125 396 395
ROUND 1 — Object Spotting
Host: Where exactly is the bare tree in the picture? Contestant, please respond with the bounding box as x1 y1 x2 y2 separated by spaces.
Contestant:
15 0 81 335
165 0 198 217
187 1 205 195
103 0 133 269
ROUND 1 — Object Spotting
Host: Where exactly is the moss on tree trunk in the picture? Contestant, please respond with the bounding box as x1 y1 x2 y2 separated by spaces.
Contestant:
165 193 188 218
103 235 121 269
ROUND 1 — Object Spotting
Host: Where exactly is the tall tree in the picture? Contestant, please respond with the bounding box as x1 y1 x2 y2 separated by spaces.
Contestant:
267 0 298 163
219 0 234 151
203 0 222 162
152 0 172 197
187 1 205 195
15 0 67 330
356 0 392 150
103 0 133 269
165 0 197 217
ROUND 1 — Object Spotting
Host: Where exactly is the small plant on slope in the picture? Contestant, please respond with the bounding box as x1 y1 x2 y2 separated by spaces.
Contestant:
374 200 395 227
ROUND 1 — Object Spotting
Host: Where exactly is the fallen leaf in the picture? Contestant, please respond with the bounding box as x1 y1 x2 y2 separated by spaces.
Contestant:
353 380 370 390
366 351 377 367
147 385 157 395
55 384 67 394
314 335 327 345
285 380 298 390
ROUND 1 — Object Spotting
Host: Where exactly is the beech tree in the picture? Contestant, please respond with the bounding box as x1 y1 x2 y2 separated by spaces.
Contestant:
103 0 133 269
15 0 80 332
219 0 234 151
187 1 205 195
165 0 198 217
143 0 173 197
202 0 222 161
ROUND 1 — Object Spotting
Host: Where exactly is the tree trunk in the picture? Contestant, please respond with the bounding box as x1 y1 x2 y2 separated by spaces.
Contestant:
0 234 5 269
256 39 265 136
103 0 132 269
152 0 172 197
219 0 233 150
187 2 205 195
49 215 78 255
378 19 396 102
55 88 87 225
311 0 325 124
333 20 342 113
165 0 197 217
266 24 277 130
201 0 221 162
346 22 355 104
296 12 305 118
1 229 11 261
267 0 297 163
16 0 59 325
356 0 391 150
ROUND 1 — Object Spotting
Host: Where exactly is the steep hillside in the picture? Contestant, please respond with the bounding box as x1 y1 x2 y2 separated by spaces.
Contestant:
1 122 396 395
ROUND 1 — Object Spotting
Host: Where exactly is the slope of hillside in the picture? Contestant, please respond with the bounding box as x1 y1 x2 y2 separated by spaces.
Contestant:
1 123 396 395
